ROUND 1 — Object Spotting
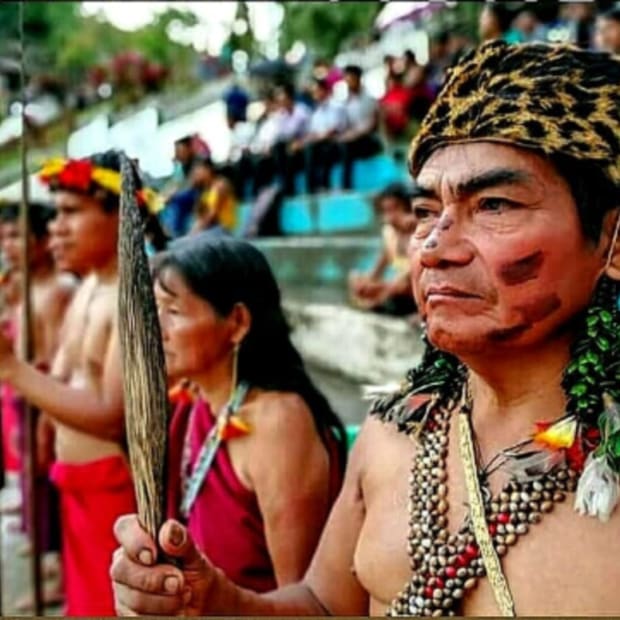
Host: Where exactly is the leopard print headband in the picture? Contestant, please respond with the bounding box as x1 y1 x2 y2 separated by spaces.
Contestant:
410 40 620 187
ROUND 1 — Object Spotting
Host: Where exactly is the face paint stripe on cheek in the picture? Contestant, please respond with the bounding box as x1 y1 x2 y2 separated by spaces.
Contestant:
486 294 562 342
498 250 544 286
487 324 529 342
515 293 562 324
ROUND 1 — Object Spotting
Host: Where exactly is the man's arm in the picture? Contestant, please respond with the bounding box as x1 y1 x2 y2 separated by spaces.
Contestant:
367 248 390 282
111 417 375 616
350 249 391 301
385 270 412 298
0 324 125 441
361 270 412 308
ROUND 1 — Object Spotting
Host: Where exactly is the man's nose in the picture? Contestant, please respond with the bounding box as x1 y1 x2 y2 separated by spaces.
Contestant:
50 216 67 235
417 215 474 268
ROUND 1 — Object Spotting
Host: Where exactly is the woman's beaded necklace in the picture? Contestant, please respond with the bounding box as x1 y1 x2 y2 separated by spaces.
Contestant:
180 381 250 519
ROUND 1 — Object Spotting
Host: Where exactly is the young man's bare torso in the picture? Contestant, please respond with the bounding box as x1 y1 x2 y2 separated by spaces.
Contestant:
51 273 123 463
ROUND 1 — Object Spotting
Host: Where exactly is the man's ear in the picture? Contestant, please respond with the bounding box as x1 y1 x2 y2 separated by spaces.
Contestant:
602 208 620 281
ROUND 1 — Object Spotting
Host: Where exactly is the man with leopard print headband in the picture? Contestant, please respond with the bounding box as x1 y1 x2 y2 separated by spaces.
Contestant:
111 41 620 616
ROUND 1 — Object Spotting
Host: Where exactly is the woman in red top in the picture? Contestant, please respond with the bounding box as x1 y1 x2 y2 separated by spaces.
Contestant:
379 72 414 140
154 236 347 591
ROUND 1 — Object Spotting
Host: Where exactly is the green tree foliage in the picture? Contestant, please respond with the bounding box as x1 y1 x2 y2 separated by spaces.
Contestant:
130 8 198 67
0 2 19 50
0 3 79 70
228 2 257 59
0 2 199 89
278 1 382 59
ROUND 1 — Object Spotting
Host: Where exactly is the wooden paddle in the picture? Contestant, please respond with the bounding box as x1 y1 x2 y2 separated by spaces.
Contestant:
118 153 169 542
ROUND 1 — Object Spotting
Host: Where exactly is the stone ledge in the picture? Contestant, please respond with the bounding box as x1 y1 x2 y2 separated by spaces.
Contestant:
284 299 424 385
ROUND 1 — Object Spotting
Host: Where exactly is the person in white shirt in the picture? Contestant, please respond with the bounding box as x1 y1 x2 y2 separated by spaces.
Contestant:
227 116 255 164
266 83 312 196
251 97 281 157
219 111 257 199
272 83 311 143
289 77 347 193
243 91 282 197
337 65 382 190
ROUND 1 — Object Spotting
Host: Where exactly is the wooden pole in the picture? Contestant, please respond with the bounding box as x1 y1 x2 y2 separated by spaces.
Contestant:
117 154 169 541
19 2 43 615
0 310 4 617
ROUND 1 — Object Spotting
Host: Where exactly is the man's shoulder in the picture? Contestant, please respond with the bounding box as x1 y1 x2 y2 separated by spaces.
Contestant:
70 274 117 313
32 271 73 305
353 412 415 490
368 376 434 434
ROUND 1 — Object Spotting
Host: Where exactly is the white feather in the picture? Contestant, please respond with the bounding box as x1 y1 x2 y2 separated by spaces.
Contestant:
574 452 620 523
361 383 402 401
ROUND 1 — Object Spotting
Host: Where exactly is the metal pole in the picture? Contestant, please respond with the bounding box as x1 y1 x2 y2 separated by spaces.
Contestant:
19 2 43 615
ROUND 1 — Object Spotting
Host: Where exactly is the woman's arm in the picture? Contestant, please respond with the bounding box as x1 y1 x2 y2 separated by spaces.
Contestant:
246 393 333 585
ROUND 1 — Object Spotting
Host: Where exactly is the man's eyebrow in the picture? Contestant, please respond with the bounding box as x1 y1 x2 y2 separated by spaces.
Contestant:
410 185 438 200
412 168 533 201
455 168 533 197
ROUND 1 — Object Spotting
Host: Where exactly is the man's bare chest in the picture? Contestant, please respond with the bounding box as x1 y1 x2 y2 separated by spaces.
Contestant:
354 421 620 617
64 285 114 375
353 435 413 612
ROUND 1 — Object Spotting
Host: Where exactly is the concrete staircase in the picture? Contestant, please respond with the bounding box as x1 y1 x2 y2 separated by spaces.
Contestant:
252 234 424 387
245 151 421 389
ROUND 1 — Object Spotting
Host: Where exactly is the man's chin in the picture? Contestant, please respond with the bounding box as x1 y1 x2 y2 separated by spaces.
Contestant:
53 256 84 276
426 324 492 357
53 257 73 272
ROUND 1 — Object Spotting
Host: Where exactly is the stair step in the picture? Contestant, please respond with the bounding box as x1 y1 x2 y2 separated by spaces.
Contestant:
253 236 387 289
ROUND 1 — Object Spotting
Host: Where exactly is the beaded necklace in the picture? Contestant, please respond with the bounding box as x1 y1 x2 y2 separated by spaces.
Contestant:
180 381 250 519
387 393 579 617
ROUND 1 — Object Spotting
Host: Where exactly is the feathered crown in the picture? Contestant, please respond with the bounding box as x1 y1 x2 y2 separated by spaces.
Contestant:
39 157 163 215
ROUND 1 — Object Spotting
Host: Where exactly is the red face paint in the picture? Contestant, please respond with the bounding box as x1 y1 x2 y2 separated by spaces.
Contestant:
498 250 544 286
488 294 562 341
437 216 454 231
514 294 562 324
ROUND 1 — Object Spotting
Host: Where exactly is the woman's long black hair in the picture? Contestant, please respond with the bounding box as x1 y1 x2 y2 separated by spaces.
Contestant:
153 235 348 471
